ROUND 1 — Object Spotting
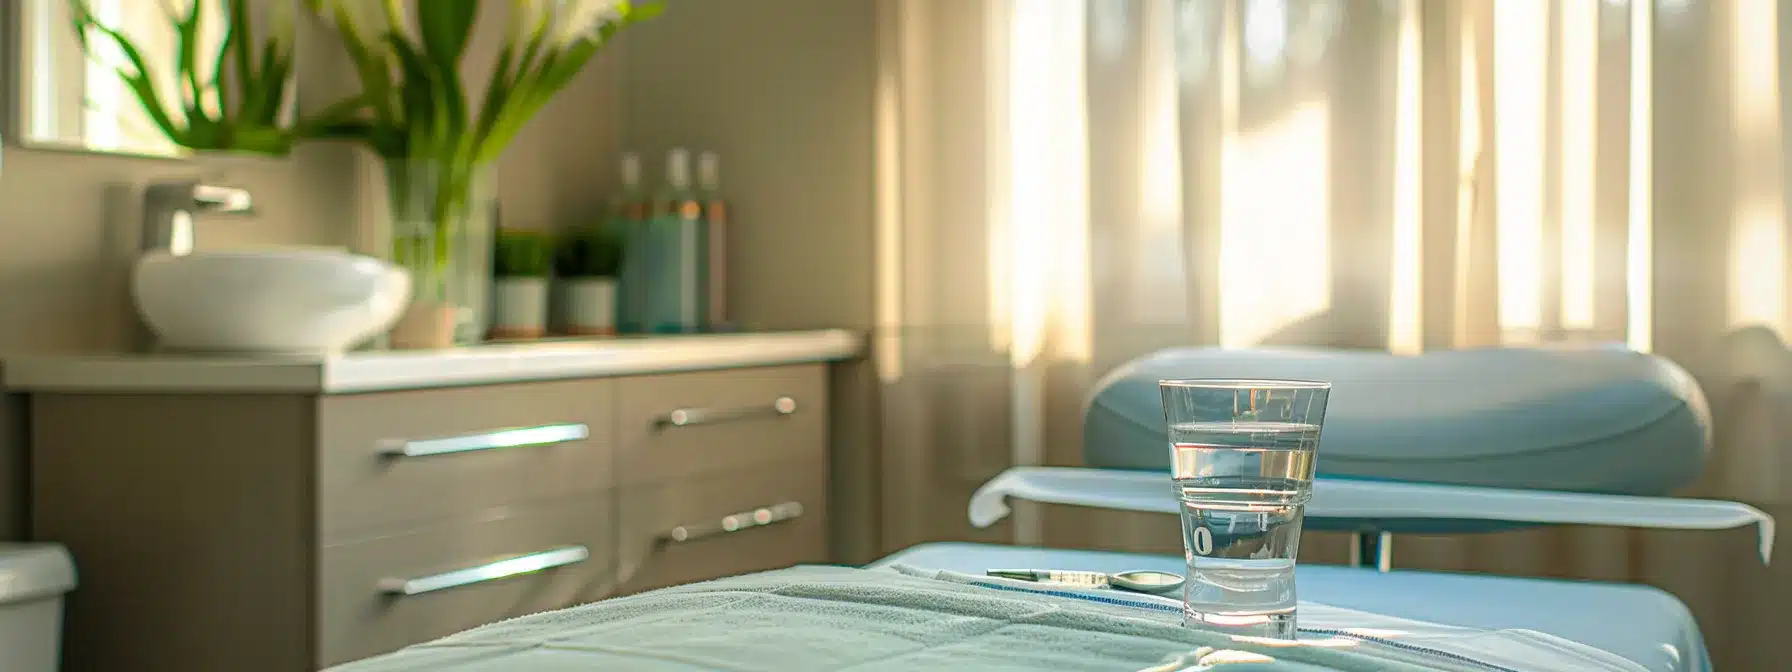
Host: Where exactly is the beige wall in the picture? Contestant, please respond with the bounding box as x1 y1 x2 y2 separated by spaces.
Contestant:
617 0 882 561
0 13 625 540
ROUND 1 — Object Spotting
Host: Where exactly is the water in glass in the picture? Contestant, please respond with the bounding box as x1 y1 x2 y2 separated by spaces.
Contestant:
1170 420 1319 637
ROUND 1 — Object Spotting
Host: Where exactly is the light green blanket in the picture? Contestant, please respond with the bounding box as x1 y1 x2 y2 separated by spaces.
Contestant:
331 565 1503 671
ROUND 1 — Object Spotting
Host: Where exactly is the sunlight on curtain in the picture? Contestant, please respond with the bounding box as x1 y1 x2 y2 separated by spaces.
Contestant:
1493 0 1548 338
1218 103 1332 347
1388 0 1423 355
1243 0 1288 77
948 0 1683 425
1141 7 1184 242
1728 0 1787 338
880 3 1786 664
1133 0 1192 326
1453 5 1483 348
1626 0 1653 353
1216 0 1332 349
1481 0 1656 347
1559 0 1599 331
1002 0 1091 367
872 0 909 384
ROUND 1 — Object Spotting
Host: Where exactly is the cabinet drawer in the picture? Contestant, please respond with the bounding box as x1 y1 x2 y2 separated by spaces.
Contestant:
317 495 616 666
318 379 613 541
617 459 829 594
614 365 826 486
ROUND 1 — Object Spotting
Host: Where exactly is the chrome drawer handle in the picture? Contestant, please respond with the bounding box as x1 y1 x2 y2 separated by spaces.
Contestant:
661 502 805 544
379 423 589 458
378 545 590 597
655 397 797 430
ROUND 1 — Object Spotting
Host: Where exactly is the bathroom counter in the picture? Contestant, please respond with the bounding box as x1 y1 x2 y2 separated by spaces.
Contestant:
2 329 861 393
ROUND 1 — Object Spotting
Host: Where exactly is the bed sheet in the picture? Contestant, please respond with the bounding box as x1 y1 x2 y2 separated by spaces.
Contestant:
331 563 1649 672
874 543 1707 672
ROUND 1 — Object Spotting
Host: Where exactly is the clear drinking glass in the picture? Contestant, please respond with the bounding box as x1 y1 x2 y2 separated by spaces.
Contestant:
1159 379 1330 639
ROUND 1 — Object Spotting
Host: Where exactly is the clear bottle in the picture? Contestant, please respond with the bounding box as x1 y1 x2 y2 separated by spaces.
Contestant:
611 152 652 333
697 151 730 331
645 148 708 333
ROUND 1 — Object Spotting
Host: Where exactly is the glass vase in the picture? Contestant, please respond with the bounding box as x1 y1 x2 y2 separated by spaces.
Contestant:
381 159 497 348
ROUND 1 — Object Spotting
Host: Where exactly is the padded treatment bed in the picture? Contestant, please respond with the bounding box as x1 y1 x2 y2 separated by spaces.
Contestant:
1085 346 1711 502
875 543 1708 672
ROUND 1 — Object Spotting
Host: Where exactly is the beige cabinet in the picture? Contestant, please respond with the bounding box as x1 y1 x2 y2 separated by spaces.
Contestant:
29 363 831 671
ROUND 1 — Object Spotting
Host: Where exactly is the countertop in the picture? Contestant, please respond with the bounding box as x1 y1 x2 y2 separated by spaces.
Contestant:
2 330 861 394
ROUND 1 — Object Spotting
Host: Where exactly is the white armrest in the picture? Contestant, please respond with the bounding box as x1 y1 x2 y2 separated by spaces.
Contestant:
967 467 1775 565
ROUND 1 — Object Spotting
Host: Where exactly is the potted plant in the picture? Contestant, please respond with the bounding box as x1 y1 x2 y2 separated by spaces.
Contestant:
556 225 624 336
68 0 357 157
489 230 555 340
302 0 664 347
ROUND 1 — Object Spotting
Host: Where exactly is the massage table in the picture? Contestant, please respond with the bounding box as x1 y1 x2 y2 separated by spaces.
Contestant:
334 345 1773 671
925 345 1773 671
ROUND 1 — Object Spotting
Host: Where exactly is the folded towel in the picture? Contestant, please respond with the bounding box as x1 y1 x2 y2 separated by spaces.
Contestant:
329 564 1644 672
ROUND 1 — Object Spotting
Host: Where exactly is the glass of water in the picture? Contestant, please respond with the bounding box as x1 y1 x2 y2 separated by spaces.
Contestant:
1159 379 1330 639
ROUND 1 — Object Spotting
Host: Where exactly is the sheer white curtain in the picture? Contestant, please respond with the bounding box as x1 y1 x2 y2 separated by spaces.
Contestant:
877 0 1787 666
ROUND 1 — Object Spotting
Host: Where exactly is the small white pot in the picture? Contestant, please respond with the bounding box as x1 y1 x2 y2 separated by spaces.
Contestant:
562 277 618 336
490 277 550 340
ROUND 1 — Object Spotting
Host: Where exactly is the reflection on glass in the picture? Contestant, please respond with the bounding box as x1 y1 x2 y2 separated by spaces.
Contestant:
18 0 232 156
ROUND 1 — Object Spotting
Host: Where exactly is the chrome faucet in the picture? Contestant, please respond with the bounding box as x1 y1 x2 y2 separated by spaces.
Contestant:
142 182 254 255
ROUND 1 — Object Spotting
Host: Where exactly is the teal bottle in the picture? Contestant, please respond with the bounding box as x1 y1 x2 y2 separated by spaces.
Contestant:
644 149 708 333
611 153 651 333
697 151 732 331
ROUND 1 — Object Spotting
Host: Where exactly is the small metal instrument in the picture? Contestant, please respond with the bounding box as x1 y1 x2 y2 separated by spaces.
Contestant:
986 568 1186 595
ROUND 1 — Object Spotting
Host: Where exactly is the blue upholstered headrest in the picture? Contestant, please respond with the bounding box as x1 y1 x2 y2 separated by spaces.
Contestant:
1084 345 1710 496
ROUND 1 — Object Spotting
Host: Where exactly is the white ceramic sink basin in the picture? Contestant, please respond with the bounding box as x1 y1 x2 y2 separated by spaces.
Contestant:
133 248 411 354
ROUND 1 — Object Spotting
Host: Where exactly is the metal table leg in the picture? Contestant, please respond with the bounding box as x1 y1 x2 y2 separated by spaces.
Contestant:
1348 530 1394 572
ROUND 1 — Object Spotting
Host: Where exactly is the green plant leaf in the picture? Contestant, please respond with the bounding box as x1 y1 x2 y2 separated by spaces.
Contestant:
328 5 398 125
476 38 601 165
416 0 478 66
117 68 187 146
229 0 254 108
296 0 664 163
67 0 322 153
240 38 286 123
65 0 91 50
173 0 207 130
308 119 371 140
631 1 668 22
494 229 555 277
556 225 624 278
470 45 515 155
293 93 365 135
231 124 292 154
209 3 238 108
317 119 406 157
385 34 441 153
417 0 475 148
437 67 467 154
69 6 187 146
506 9 553 93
